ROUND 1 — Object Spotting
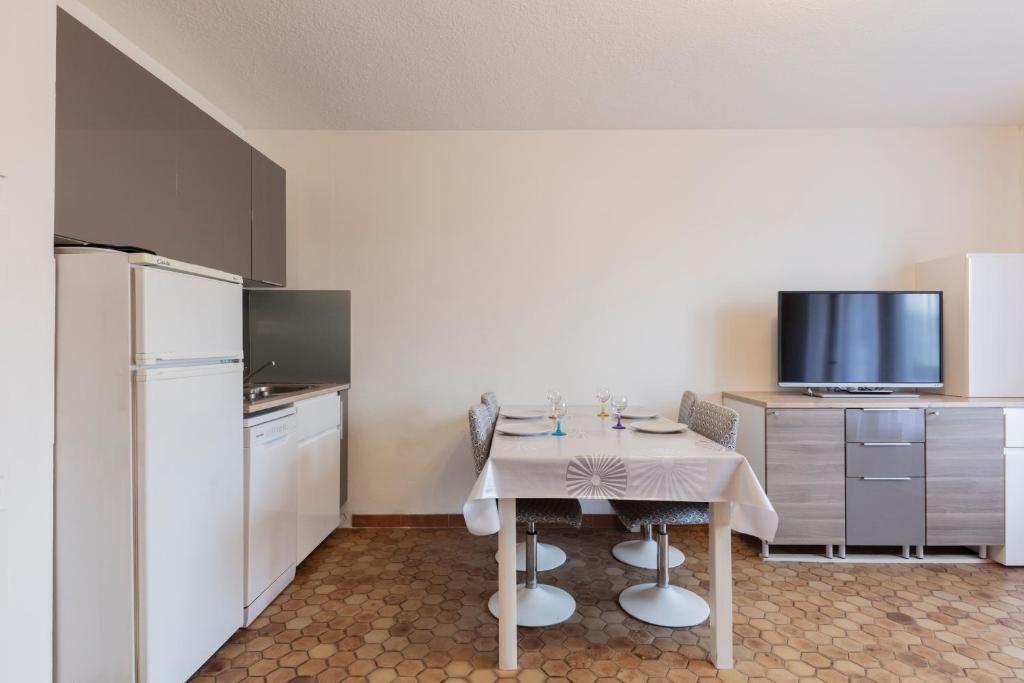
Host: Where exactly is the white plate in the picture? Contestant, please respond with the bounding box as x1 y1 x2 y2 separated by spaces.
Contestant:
629 420 688 434
497 421 553 436
500 407 548 420
621 407 659 419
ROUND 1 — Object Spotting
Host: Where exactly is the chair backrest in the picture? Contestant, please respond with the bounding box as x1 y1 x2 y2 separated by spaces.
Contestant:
677 390 699 425
468 402 494 475
689 400 739 449
481 392 499 424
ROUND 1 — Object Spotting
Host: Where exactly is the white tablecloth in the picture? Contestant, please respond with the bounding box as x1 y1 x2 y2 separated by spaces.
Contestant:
464 406 778 541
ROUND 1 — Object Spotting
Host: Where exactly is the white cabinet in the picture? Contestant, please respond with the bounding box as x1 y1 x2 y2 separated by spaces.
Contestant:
994 409 1024 566
916 253 1024 397
295 392 342 563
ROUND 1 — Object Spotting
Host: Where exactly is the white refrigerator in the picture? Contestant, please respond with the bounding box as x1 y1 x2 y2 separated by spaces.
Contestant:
55 248 244 683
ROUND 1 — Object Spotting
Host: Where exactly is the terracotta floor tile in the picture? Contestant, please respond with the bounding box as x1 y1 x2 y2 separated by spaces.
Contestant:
188 528 1024 683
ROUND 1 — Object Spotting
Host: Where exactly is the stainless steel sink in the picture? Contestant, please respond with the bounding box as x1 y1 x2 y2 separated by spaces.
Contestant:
244 384 317 401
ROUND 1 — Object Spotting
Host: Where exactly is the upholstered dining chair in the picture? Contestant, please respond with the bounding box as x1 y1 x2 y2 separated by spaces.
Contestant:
678 389 699 425
481 392 499 421
610 389 699 570
468 402 583 626
609 399 739 627
481 391 570 573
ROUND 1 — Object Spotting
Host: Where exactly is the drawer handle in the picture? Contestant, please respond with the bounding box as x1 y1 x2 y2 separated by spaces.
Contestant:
861 477 912 481
861 442 912 447
861 408 913 412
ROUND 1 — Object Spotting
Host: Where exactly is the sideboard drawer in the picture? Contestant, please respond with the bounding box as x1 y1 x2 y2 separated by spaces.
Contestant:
847 443 925 478
846 408 925 443
846 476 925 546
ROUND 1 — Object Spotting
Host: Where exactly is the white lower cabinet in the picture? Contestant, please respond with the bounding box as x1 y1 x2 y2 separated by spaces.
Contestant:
296 392 343 563
994 409 1024 566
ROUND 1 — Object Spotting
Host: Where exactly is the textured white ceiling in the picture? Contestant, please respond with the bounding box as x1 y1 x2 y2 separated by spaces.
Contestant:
77 0 1024 130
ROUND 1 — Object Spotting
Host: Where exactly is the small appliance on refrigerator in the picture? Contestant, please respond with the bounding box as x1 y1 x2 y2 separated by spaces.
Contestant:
54 248 245 683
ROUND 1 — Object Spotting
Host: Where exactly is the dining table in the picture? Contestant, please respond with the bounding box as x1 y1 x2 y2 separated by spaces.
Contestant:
463 404 778 671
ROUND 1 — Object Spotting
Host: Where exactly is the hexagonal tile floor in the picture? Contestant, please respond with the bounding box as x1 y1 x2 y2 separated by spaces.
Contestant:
190 527 1024 682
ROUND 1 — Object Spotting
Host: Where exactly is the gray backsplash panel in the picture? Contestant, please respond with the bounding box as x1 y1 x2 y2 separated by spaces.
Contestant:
244 289 351 385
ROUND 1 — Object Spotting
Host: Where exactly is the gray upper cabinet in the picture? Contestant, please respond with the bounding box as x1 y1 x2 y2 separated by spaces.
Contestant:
174 93 252 276
251 149 287 286
55 10 285 282
56 8 178 250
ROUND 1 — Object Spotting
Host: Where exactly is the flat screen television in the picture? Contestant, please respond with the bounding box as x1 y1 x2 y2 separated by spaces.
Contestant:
778 291 942 390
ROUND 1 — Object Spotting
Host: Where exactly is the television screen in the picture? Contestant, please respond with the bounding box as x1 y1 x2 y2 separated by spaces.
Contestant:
778 291 942 387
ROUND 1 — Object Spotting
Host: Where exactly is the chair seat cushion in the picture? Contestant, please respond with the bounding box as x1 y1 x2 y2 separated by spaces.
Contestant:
517 498 583 527
610 499 709 527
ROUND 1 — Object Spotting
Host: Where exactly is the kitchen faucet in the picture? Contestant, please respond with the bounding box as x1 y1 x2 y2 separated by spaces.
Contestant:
244 360 276 385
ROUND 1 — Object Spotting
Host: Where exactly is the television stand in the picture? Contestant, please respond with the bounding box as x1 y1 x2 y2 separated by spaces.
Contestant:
807 387 921 399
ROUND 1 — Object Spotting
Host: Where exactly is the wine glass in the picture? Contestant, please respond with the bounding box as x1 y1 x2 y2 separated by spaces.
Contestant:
596 387 611 417
552 398 568 436
611 395 628 430
546 389 562 418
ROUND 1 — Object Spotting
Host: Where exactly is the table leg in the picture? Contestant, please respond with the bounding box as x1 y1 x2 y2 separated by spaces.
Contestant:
497 498 517 671
709 501 733 669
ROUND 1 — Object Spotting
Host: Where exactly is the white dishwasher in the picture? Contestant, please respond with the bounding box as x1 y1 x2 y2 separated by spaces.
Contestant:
243 406 298 626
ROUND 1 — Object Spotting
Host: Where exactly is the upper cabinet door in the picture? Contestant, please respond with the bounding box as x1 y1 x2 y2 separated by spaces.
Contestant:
251 149 287 286
174 95 252 278
56 9 178 248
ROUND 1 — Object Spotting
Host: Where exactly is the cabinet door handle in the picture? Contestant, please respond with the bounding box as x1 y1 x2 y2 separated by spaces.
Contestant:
768 410 779 417
259 279 284 287
861 477 912 481
927 410 939 416
861 442 912 447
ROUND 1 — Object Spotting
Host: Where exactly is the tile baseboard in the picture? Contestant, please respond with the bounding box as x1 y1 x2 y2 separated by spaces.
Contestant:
351 513 622 529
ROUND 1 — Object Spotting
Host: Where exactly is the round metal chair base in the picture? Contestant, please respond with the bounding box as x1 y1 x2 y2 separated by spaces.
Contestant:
618 583 710 628
494 541 567 572
611 538 684 570
487 583 576 627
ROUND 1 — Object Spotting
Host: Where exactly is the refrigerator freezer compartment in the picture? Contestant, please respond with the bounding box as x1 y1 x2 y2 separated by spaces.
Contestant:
133 264 242 364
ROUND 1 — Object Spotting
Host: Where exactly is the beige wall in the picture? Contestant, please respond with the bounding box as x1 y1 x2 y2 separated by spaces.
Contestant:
0 0 56 676
249 128 1024 515
0 4 247 674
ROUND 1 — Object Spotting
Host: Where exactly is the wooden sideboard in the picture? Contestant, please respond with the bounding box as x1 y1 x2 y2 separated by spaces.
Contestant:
723 391 1024 559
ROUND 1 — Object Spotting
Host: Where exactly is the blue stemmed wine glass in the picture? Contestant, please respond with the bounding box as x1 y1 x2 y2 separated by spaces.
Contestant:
546 389 562 418
552 398 568 436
